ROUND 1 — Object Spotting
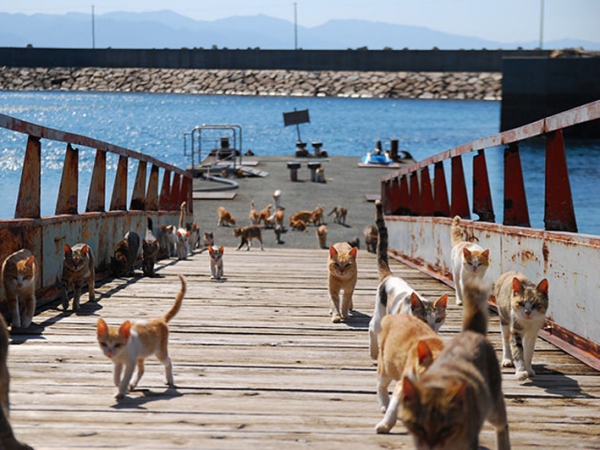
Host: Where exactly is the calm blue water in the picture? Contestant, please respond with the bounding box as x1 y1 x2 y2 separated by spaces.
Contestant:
1 91 599 235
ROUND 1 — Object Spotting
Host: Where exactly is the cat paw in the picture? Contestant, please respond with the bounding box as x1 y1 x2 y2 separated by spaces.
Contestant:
331 314 342 323
501 358 514 368
527 367 536 377
455 298 462 306
375 421 391 434
515 370 529 381
115 392 126 399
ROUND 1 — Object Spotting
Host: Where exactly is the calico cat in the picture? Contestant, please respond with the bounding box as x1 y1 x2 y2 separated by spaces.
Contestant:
327 242 358 323
96 274 186 399
233 225 264 251
208 246 225 280
374 313 445 434
328 205 348 225
363 224 378 254
450 215 490 305
62 243 95 310
495 270 549 381
217 206 236 227
111 231 140 277
316 225 328 249
0 315 33 450
369 201 448 360
160 224 177 257
399 280 510 450
142 218 160 277
1 249 37 329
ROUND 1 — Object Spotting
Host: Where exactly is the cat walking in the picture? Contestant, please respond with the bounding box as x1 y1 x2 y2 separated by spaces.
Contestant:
234 225 264 251
496 270 549 381
142 218 160 277
327 242 358 323
97 274 186 399
111 232 140 277
208 246 225 280
62 243 95 310
1 249 37 329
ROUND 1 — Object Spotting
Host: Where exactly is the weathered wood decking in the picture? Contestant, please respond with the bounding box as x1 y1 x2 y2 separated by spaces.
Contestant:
7 248 600 449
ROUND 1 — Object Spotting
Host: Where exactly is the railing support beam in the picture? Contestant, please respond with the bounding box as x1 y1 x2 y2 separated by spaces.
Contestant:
433 162 450 217
110 155 128 211
472 149 495 222
86 149 106 212
15 136 41 219
130 160 147 211
503 143 530 227
55 143 79 215
450 156 470 219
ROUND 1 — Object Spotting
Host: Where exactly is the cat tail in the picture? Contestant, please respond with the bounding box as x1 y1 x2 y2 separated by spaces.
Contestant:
461 279 491 335
375 200 392 282
164 274 186 323
451 215 463 247
179 202 187 230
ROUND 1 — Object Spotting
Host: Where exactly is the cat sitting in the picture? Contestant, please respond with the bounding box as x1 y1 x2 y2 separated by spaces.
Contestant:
217 206 236 227
142 218 160 277
96 274 186 399
316 225 328 249
1 249 37 329
208 246 225 280
369 201 447 360
198 232 214 254
111 231 140 277
495 270 549 381
62 243 95 310
327 242 358 323
363 224 378 254
399 279 510 450
233 225 264 251
450 215 490 305
374 313 444 434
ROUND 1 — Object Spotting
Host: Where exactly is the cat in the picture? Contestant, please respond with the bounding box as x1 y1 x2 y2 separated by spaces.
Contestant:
374 313 445 434
290 219 308 232
399 279 510 450
160 224 177 257
327 242 358 323
208 246 225 280
1 249 37 329
187 222 200 251
111 231 140 277
289 210 313 226
328 205 348 225
0 315 33 450
142 218 160 277
363 224 378 254
62 243 95 310
273 207 285 228
249 201 260 225
368 200 448 360
274 223 283 244
257 204 272 226
450 215 490 305
233 225 264 251
347 237 360 249
199 232 214 253
176 202 190 260
311 205 325 226
96 274 186 399
316 225 328 249
495 270 549 381
217 206 236 227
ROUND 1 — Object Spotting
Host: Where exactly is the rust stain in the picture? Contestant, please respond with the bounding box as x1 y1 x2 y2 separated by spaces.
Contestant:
542 241 550 272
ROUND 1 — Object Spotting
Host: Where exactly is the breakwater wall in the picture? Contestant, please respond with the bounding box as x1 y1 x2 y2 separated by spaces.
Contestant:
0 67 502 100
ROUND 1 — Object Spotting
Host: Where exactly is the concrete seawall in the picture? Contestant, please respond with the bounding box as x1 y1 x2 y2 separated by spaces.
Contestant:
0 67 502 100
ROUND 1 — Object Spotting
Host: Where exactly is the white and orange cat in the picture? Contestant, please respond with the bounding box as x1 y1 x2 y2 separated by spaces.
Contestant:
327 242 358 323
450 215 490 305
496 270 549 381
1 249 37 329
217 206 236 227
208 246 225 280
96 274 186 399
369 201 447 360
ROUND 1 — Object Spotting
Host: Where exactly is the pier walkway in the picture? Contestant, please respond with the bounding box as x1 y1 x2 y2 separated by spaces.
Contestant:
8 247 600 449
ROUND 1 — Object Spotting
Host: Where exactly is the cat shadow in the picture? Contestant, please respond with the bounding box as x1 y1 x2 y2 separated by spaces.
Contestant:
341 310 371 329
520 366 594 398
111 386 183 409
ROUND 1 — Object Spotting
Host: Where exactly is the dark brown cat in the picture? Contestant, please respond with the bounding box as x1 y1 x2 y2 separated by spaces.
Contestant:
62 243 95 310
111 232 140 277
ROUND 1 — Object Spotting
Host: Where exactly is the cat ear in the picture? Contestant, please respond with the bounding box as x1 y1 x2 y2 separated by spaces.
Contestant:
142 239 147 245
410 293 424 310
349 247 358 259
512 277 524 294
26 256 35 268
435 294 448 309
161 225 166 231
450 382 468 405
82 245 89 255
462 247 472 258
64 244 72 255
208 247 214 255
537 278 549 296
219 246 224 254
401 375 420 404
97 318 108 337
416 340 434 367
119 320 132 339
329 246 338 258
482 249 490 259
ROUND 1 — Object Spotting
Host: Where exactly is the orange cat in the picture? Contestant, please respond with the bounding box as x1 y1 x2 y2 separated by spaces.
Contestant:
289 210 313 225
96 274 186 399
1 249 37 329
249 201 260 225
311 205 325 226
316 225 328 249
327 242 358 323
217 206 236 227
257 204 272 226
290 219 308 232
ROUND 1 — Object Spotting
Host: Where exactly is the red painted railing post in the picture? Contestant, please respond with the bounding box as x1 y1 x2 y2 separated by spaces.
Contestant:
145 164 160 211
409 171 421 215
15 136 41 219
503 143 530 227
110 155 128 211
433 162 450 217
472 149 495 222
55 143 79 215
390 178 402 215
181 175 193 213
544 129 577 232
450 156 470 219
86 149 106 213
420 167 434 216
398 175 411 215
159 170 171 211
171 173 182 210
130 161 147 211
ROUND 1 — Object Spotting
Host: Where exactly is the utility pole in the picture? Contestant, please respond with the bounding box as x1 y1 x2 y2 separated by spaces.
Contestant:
539 0 545 49
294 2 298 50
92 5 96 49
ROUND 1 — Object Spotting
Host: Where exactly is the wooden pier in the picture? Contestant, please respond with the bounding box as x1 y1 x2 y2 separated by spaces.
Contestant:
7 248 600 449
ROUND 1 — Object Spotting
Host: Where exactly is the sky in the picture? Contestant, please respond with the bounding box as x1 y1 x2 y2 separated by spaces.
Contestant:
4 0 600 44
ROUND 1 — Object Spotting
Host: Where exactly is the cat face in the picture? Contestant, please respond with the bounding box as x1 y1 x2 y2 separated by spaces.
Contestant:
208 246 224 262
512 277 549 321
97 318 131 359
64 244 90 272
8 256 36 289
462 248 489 274
408 293 448 332
328 245 357 277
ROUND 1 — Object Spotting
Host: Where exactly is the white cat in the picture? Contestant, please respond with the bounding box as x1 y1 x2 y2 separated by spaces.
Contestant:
208 246 224 280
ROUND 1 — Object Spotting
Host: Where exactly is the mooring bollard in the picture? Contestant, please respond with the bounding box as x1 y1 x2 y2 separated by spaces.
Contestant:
287 161 301 182
307 161 322 182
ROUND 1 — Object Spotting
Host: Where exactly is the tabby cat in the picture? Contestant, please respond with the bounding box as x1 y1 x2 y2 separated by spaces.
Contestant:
328 205 348 225
110 232 140 277
62 243 95 310
208 246 225 280
327 242 358 323
450 215 490 305
217 206 236 227
142 218 160 277
496 270 549 381
400 280 510 450
316 225 328 249
97 274 186 399
363 224 378 254
233 225 264 251
0 315 33 449
375 313 444 434
1 249 37 329
369 201 447 360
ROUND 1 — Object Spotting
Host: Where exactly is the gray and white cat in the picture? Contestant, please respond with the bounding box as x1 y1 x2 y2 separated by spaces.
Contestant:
62 243 95 310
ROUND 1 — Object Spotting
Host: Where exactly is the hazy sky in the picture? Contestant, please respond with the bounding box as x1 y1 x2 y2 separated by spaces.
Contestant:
5 0 600 44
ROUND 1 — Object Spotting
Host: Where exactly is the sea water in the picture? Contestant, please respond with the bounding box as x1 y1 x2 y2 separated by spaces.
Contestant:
0 91 599 235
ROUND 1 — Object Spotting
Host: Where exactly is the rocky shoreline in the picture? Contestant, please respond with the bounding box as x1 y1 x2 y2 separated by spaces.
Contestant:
0 67 502 100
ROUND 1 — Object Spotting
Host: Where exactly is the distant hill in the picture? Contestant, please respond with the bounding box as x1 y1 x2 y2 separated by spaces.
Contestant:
0 11 598 51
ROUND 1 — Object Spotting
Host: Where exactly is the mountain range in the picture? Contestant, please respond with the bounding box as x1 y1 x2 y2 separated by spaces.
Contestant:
0 11 598 51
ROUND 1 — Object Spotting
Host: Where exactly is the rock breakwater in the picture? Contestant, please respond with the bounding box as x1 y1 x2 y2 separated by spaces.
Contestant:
0 67 502 100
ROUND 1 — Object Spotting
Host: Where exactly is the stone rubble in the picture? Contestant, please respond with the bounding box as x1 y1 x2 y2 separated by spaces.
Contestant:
0 67 502 100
